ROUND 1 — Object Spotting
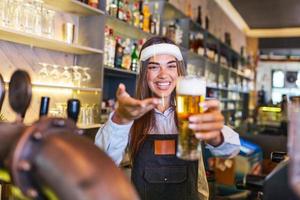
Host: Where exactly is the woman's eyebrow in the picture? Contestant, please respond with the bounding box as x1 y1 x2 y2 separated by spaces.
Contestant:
148 60 177 65
167 60 177 64
148 62 159 65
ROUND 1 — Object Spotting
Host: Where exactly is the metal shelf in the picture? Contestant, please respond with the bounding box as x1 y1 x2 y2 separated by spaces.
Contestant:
44 0 105 16
0 26 103 55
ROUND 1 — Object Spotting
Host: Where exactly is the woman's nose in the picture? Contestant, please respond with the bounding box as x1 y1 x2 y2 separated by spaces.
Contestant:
158 66 168 77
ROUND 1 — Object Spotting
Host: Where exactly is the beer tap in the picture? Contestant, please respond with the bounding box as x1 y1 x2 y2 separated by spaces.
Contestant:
39 96 50 117
8 70 32 122
67 98 80 123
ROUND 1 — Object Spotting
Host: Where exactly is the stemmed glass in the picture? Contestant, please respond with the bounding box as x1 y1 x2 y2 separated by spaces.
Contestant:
82 67 91 82
73 65 82 87
61 66 72 84
38 62 49 80
49 64 60 80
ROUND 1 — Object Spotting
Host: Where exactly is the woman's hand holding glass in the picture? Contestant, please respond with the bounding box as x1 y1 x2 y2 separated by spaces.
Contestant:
112 83 160 124
188 99 224 147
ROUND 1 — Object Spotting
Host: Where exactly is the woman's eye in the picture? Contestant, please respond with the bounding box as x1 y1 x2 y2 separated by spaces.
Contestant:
148 66 159 70
168 65 177 69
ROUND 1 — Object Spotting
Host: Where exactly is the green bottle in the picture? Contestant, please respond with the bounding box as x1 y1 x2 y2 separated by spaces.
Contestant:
131 43 139 72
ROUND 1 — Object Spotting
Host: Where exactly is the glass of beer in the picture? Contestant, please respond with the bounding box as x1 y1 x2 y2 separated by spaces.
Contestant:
176 75 206 160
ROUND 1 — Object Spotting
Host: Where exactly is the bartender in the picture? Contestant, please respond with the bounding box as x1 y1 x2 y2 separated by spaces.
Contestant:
95 36 240 200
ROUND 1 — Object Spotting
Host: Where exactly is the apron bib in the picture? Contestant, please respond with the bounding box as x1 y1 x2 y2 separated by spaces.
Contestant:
131 134 199 200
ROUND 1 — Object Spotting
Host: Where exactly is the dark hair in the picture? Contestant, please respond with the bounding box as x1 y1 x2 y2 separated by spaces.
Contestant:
129 36 186 160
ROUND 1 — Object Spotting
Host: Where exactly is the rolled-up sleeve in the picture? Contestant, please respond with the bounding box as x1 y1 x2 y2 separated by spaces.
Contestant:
205 125 240 157
95 112 133 165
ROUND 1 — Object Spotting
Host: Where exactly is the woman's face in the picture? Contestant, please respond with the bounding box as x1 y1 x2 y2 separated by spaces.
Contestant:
146 54 179 99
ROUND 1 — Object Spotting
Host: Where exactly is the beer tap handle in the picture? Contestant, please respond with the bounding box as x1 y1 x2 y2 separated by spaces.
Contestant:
39 96 50 117
0 74 5 112
67 99 80 123
8 70 32 122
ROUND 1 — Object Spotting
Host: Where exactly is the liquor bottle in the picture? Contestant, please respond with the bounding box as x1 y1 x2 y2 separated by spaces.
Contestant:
196 6 202 27
108 28 116 67
109 0 118 17
150 2 160 35
166 21 176 41
186 0 192 17
114 36 124 68
195 33 204 56
142 0 151 32
88 0 98 8
189 34 195 52
205 16 209 30
117 0 125 20
174 19 183 45
106 0 112 12
138 0 144 30
104 26 110 66
123 0 132 24
131 43 139 72
132 2 140 28
121 39 132 70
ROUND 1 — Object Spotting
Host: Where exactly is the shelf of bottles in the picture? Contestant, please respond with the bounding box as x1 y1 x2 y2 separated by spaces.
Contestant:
0 0 104 55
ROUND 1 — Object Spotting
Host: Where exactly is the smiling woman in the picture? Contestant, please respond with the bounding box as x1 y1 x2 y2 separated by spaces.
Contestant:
95 36 241 200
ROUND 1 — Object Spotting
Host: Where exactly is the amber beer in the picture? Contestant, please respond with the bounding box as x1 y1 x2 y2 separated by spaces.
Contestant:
176 76 206 160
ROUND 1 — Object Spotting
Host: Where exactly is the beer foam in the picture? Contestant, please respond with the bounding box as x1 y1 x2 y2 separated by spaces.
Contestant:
176 76 206 96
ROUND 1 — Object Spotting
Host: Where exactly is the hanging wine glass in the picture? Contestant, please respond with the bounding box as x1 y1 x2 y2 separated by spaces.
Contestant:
61 66 72 84
38 62 49 81
73 65 82 87
49 64 60 81
82 67 91 82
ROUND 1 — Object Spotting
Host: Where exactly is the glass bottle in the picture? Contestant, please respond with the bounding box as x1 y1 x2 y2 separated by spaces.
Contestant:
138 0 143 30
114 36 124 68
196 6 202 27
132 2 140 28
123 0 132 24
142 0 150 33
153 2 160 35
205 16 209 30
121 39 132 70
104 26 110 66
117 0 124 21
88 0 98 8
108 28 116 67
109 0 118 17
131 43 139 72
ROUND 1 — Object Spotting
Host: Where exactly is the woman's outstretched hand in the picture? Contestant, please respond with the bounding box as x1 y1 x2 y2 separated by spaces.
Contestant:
112 84 160 124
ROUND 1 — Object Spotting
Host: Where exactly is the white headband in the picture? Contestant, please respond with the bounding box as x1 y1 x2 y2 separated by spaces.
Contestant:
140 43 183 61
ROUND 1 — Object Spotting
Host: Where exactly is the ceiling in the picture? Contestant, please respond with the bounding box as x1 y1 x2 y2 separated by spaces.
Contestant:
229 0 300 29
